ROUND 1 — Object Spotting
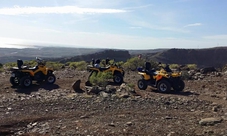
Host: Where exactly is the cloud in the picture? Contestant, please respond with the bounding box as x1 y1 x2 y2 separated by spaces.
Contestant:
131 21 189 33
174 0 192 3
0 6 127 15
123 4 153 10
1 30 221 50
203 35 227 40
129 26 142 29
0 37 37 48
184 23 202 27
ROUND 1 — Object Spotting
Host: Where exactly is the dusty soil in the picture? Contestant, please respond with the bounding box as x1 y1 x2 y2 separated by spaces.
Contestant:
0 69 227 136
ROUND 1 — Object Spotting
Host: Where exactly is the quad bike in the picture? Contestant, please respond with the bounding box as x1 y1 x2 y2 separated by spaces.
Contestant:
137 62 185 93
87 59 125 84
9 57 56 87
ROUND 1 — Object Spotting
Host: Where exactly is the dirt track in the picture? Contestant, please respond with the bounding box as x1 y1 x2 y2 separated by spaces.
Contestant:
0 70 227 136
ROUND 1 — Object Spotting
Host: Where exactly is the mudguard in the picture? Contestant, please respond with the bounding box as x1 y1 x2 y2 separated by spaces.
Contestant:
138 72 151 80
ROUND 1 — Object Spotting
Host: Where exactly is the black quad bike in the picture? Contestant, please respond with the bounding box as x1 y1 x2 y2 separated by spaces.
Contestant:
87 59 125 84
10 57 56 87
137 62 185 93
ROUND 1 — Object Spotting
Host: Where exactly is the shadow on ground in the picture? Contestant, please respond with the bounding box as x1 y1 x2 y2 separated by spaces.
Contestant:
13 82 60 95
152 89 200 96
169 90 200 96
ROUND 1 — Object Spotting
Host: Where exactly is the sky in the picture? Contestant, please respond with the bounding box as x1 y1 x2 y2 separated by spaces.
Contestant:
0 0 227 49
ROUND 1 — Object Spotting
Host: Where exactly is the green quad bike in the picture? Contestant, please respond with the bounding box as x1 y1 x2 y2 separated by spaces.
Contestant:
137 62 185 93
86 59 125 85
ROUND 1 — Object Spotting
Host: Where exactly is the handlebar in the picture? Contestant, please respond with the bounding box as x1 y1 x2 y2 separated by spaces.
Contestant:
36 57 43 61
36 57 45 65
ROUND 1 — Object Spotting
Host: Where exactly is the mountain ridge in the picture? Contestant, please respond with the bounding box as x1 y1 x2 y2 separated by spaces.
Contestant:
0 46 227 67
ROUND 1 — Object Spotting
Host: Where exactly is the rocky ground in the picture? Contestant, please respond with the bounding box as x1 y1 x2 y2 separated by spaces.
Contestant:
0 69 227 136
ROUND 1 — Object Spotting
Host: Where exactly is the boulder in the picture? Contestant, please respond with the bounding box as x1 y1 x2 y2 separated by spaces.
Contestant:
199 117 222 126
87 86 101 95
72 80 84 93
200 67 217 74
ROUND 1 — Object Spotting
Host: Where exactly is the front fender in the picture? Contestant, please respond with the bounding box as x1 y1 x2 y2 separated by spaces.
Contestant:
171 72 181 77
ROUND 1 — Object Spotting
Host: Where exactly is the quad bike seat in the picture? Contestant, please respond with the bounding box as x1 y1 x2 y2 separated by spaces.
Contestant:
144 62 157 76
138 67 156 76
13 59 28 70
28 66 39 71
145 70 157 76
10 66 28 70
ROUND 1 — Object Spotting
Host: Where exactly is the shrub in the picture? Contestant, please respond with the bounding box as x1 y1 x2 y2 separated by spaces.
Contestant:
69 62 77 69
187 64 197 70
181 70 191 80
222 64 227 72
127 83 135 88
123 57 145 71
23 60 37 67
65 62 72 66
45 62 64 70
76 61 87 71
116 61 124 67
69 61 87 70
4 62 17 69
169 64 179 69
89 72 113 87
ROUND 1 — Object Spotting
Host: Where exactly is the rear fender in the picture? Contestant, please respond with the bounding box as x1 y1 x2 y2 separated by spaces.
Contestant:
114 69 124 76
45 68 54 75
138 72 150 80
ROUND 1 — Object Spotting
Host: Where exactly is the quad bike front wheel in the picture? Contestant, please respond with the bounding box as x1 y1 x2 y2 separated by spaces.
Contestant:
20 76 32 87
173 79 185 92
137 79 148 90
157 80 171 93
113 74 123 84
10 77 19 86
46 74 56 84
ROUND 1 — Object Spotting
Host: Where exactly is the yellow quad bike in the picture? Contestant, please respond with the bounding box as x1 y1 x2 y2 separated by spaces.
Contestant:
137 62 185 93
87 59 125 84
9 57 56 87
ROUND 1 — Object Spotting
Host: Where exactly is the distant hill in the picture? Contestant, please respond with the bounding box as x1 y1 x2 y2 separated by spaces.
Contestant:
0 47 103 63
128 48 168 55
0 47 161 64
48 49 131 63
145 47 227 68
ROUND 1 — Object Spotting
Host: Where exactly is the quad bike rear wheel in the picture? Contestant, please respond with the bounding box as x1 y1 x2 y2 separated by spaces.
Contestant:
137 79 148 90
157 80 171 93
20 76 32 87
113 74 123 84
10 77 19 86
173 79 185 92
46 74 56 84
